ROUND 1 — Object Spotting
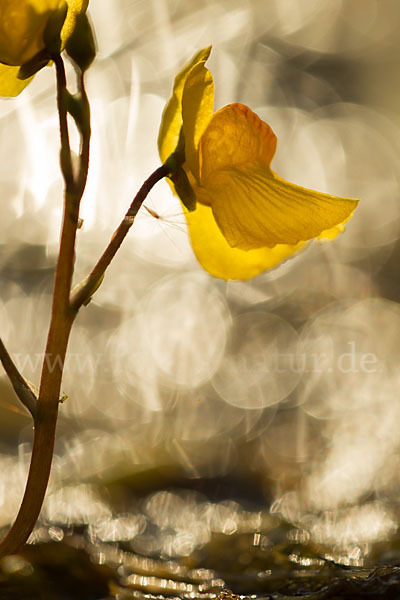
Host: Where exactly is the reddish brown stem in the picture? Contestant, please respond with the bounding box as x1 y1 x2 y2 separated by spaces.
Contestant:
0 198 79 557
0 55 87 558
70 162 170 310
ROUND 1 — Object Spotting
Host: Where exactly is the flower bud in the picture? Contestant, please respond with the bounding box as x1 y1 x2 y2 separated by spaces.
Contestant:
65 12 96 71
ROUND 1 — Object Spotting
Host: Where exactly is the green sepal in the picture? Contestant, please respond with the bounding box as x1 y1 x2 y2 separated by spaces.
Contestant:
163 128 196 211
170 167 196 212
43 2 68 55
163 126 186 173
18 50 50 80
65 13 96 72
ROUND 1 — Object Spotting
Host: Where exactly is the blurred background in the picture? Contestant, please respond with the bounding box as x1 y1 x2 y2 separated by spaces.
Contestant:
1 0 400 569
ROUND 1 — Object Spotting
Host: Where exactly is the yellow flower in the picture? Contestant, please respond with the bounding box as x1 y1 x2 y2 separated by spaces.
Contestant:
158 48 359 280
0 0 89 96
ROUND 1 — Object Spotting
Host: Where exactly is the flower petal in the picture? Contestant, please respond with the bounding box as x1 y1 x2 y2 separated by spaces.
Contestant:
181 61 214 180
61 0 89 45
203 168 358 250
199 103 359 250
0 64 32 96
158 46 211 163
199 103 277 181
0 0 65 66
185 201 305 280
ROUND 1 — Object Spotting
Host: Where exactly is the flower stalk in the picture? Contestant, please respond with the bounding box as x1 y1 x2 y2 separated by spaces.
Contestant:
70 162 171 310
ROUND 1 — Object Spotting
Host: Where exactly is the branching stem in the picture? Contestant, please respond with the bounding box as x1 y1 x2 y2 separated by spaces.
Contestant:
0 48 174 557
